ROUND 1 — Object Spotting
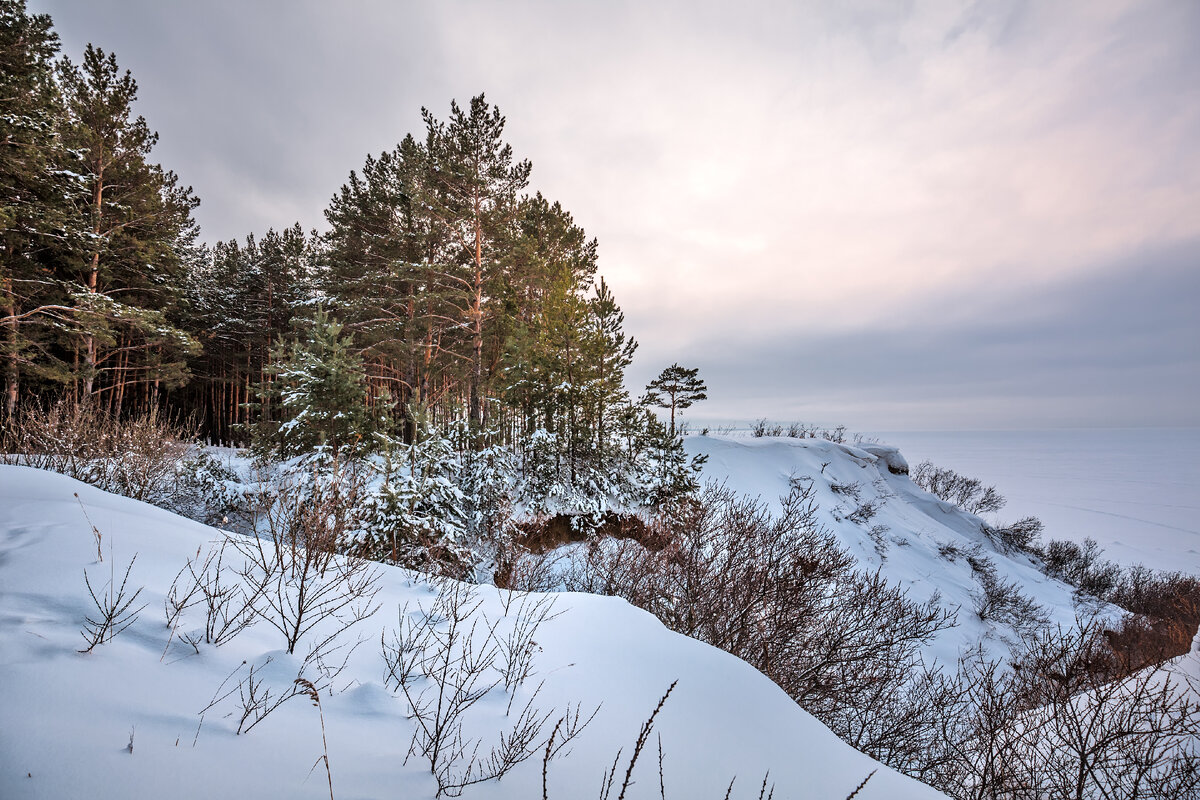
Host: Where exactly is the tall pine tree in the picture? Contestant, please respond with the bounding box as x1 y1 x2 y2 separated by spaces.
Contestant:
57 44 199 408
0 0 73 418
422 94 531 430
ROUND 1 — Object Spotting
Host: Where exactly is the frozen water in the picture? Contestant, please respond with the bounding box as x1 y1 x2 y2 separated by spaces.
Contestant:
870 429 1200 574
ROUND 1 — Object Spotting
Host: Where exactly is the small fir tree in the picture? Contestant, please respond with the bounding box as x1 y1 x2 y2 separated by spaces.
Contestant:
254 308 385 457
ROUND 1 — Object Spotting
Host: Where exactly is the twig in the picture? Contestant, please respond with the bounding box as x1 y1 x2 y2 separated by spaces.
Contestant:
295 678 334 800
844 769 876 800
616 680 677 800
75 492 102 562
543 717 563 800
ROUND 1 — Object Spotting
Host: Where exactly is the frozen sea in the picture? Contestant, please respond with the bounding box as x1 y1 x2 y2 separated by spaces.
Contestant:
870 428 1200 575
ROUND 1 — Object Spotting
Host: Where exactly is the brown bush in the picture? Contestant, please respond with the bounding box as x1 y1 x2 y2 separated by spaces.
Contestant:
1 399 201 507
556 481 956 760
1106 568 1200 670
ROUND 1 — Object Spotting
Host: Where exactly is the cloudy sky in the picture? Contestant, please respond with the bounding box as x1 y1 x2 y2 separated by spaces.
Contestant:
33 0 1200 430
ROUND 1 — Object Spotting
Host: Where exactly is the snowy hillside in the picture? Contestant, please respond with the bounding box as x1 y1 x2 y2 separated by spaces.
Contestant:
0 465 945 800
866 429 1200 575
687 435 1110 665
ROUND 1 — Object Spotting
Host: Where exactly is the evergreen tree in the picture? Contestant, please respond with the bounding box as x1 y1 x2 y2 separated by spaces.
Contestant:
644 363 707 438
254 308 385 457
587 276 637 451
422 94 531 430
322 135 457 428
57 44 200 407
0 0 72 418
179 224 314 443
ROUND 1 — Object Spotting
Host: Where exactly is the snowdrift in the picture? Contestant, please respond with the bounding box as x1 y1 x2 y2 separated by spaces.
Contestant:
0 465 946 799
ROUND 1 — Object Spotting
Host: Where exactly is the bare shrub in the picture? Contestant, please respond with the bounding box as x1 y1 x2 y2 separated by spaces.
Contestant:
829 479 862 499
844 499 881 526
937 541 964 561
1107 568 1200 668
867 524 890 557
79 553 147 652
925 651 1038 797
194 650 334 738
752 420 847 442
234 468 381 655
597 681 676 800
968 554 1049 634
1016 620 1200 799
911 461 1005 515
925 619 1200 800
165 538 260 649
382 578 594 797
838 659 965 784
561 481 956 761
1028 537 1200 666
1041 538 1122 598
2 400 196 500
234 657 298 734
986 515 1044 552
750 419 783 438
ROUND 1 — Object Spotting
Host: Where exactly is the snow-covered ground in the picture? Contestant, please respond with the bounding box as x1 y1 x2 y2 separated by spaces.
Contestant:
686 435 1117 666
5 428 1194 798
870 429 1200 574
0 465 945 799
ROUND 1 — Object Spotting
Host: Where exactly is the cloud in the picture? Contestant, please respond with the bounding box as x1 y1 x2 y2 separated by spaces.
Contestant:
31 0 1200 428
680 238 1200 429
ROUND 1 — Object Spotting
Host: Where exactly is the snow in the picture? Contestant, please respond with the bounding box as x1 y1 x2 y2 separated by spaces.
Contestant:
685 435 1117 666
869 429 1200 574
0 465 945 799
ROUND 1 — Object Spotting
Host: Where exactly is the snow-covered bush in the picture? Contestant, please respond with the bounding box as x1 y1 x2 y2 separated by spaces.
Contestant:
355 429 475 575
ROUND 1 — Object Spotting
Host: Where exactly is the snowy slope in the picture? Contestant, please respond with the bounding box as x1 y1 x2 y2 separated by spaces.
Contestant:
0 465 946 800
687 435 1110 665
867 429 1200 574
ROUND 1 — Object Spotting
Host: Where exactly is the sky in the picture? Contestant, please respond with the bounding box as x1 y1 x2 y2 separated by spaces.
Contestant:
31 0 1200 430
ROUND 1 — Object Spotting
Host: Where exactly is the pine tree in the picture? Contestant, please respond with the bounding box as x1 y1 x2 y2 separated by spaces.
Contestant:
422 94 531 430
178 224 313 443
322 135 456 427
644 363 707 438
587 276 637 451
57 44 200 406
0 0 73 418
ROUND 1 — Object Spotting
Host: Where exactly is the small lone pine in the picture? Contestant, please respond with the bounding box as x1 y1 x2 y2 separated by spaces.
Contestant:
644 363 707 438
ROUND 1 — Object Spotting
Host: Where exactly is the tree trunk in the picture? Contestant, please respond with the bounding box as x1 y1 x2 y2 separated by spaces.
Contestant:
113 335 128 415
83 166 105 398
470 214 484 432
3 273 19 419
